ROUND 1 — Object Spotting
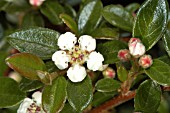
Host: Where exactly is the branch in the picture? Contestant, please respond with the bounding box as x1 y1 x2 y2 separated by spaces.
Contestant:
89 91 136 113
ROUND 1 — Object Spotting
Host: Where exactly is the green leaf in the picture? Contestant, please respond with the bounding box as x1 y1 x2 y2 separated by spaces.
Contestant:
0 51 8 76
92 91 116 107
6 53 47 80
60 103 78 113
67 75 93 112
125 3 140 13
163 30 170 57
102 5 134 32
60 13 79 35
19 78 43 92
21 12 44 28
45 61 59 73
117 65 128 82
91 28 119 40
157 55 170 66
134 80 161 113
40 1 64 25
133 0 168 50
145 59 170 85
42 76 67 113
0 23 3 40
0 77 26 108
97 40 127 64
95 78 120 92
7 27 60 60
78 0 103 34
157 97 169 113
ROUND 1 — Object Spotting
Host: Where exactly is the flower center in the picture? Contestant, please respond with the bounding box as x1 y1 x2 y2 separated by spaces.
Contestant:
27 103 41 113
69 45 89 65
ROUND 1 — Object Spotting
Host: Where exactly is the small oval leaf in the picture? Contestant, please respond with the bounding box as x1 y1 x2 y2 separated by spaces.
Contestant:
135 80 161 113
0 77 26 108
7 27 60 60
95 78 120 92
163 30 170 57
133 0 168 50
67 75 93 112
102 5 134 32
117 65 128 82
78 0 103 34
145 59 170 86
6 53 47 80
40 1 64 25
42 76 67 113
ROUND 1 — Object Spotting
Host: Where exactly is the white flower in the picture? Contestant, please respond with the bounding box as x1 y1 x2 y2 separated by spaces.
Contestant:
129 39 145 58
29 0 45 7
58 32 77 50
78 35 96 52
67 64 86 82
52 51 70 70
17 91 45 113
87 51 104 71
53 32 104 82
17 98 33 113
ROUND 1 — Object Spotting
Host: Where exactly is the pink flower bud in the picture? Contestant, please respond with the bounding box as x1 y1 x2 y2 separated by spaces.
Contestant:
129 38 145 58
118 49 131 61
29 0 45 7
139 55 153 68
128 38 141 46
102 67 115 78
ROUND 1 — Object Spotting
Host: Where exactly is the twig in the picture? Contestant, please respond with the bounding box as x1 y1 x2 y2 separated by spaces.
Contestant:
89 91 136 113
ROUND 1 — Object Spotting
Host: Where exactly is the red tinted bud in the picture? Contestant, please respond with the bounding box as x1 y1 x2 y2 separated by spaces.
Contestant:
139 55 153 68
128 38 141 46
103 67 115 78
118 49 131 61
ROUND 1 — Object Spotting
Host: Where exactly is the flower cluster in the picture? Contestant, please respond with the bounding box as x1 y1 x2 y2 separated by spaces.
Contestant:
29 0 45 7
118 38 153 68
52 32 104 82
17 91 45 113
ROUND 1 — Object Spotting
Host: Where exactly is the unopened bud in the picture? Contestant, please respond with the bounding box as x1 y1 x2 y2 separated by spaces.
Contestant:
139 55 153 68
102 67 115 78
118 49 131 61
129 38 145 58
29 0 45 7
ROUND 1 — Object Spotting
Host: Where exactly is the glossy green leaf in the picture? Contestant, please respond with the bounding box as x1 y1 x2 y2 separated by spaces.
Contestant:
133 0 168 50
157 98 169 113
135 80 161 113
67 76 93 112
0 51 8 76
102 5 133 32
45 61 59 73
37 71 52 85
64 4 76 18
163 30 170 57
0 77 26 108
19 78 43 92
42 76 67 113
40 1 64 25
6 53 47 80
91 28 119 40
157 55 170 66
117 65 128 82
145 59 170 85
97 40 127 64
95 78 120 92
60 13 78 35
21 12 44 28
125 3 140 13
92 91 116 107
7 27 60 60
78 0 103 34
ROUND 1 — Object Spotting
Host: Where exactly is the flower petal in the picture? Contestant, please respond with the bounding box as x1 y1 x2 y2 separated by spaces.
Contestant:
58 32 77 50
87 51 104 71
67 64 86 82
78 35 96 52
32 91 42 106
17 98 33 113
52 51 70 70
